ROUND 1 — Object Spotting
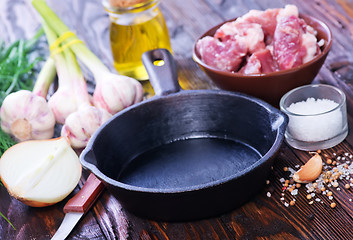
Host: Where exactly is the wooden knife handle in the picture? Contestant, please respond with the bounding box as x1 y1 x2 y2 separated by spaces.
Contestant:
63 173 105 213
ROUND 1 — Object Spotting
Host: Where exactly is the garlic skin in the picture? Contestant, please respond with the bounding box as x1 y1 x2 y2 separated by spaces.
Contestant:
61 105 112 149
93 72 144 115
0 90 55 142
0 137 82 207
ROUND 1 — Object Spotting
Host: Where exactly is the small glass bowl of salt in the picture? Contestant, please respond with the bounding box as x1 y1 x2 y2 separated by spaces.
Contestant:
280 84 348 151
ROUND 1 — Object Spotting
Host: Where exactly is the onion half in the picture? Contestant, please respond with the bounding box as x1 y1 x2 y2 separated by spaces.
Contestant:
0 137 82 207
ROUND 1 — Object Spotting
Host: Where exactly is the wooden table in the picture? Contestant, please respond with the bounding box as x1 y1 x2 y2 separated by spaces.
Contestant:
2 0 353 239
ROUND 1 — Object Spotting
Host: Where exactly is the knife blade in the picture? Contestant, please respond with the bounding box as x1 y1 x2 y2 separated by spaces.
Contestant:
51 173 105 240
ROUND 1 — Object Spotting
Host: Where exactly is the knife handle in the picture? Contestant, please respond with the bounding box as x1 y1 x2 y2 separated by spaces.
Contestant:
63 173 105 213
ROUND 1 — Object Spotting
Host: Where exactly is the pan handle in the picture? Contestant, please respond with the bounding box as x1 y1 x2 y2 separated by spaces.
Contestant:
142 48 181 96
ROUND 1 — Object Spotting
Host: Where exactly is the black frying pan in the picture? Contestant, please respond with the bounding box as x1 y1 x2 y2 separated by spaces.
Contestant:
80 49 288 221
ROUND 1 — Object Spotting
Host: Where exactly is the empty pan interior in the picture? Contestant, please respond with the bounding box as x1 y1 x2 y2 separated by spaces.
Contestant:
118 137 261 189
89 91 278 191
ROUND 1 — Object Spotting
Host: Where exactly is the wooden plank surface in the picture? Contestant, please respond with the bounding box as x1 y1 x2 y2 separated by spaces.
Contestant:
1 0 353 239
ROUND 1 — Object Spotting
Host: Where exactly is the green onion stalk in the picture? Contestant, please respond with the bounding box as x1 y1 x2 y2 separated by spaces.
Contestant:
32 0 144 115
42 21 112 149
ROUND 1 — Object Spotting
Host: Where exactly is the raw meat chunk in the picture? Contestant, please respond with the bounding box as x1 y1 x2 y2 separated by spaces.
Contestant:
196 36 247 72
273 15 305 70
215 22 265 54
277 4 299 21
273 13 320 70
302 31 321 63
236 8 280 44
239 48 278 74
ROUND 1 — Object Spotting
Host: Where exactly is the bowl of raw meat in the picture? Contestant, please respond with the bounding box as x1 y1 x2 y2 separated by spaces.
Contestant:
193 5 332 107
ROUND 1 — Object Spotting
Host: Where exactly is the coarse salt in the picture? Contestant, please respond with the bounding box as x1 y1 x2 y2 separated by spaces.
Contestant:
286 98 342 142
291 189 298 196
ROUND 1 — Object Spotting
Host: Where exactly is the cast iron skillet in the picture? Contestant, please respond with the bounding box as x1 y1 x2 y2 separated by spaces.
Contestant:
80 49 288 221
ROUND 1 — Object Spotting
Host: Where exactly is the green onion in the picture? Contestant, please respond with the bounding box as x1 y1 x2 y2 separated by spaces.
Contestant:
32 0 109 75
32 0 144 115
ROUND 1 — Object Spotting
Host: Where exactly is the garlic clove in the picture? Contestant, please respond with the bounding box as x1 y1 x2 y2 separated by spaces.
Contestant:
293 153 323 183
61 105 112 149
0 137 81 207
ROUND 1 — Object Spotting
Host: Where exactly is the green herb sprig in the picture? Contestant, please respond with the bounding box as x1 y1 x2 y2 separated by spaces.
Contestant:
0 28 44 106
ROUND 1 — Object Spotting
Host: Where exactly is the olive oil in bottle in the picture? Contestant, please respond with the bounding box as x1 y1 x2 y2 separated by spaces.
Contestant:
104 0 172 81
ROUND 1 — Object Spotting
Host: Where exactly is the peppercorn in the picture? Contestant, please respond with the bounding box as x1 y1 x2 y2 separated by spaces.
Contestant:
307 194 312 200
327 191 333 197
345 184 350 189
330 202 336 208
283 167 288 172
290 200 295 206
327 159 332 165
296 183 301 188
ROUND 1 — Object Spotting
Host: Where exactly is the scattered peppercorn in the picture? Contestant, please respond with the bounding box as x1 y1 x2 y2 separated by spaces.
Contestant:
277 149 353 209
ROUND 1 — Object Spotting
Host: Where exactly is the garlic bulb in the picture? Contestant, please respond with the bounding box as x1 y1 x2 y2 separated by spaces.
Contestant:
0 90 56 142
93 72 144 115
61 105 112 148
0 137 82 207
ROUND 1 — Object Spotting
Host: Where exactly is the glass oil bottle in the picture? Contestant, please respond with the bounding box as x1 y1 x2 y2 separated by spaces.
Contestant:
103 0 172 81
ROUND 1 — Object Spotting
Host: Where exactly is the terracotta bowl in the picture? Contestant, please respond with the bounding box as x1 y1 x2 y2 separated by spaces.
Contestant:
192 14 333 107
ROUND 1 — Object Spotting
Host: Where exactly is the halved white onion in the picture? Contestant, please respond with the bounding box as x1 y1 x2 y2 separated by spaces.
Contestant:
0 137 82 207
